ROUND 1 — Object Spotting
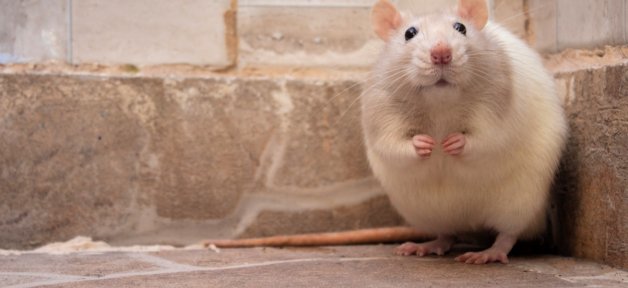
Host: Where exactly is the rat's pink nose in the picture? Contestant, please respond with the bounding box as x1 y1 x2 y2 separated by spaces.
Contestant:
430 42 452 65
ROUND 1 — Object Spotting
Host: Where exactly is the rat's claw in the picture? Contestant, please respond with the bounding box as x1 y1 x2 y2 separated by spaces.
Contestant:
413 134 435 157
416 149 432 157
395 242 419 256
442 133 466 155
413 135 435 145
395 236 454 258
455 250 509 264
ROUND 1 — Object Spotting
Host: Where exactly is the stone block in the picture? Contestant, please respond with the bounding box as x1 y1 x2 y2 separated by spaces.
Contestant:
153 78 280 220
528 0 558 53
491 0 559 52
0 75 161 248
395 0 457 14
240 0 373 7
72 0 234 66
272 79 370 188
0 74 280 246
491 0 527 40
239 196 403 238
0 0 68 63
0 71 395 249
237 5 380 68
554 63 628 269
556 0 625 50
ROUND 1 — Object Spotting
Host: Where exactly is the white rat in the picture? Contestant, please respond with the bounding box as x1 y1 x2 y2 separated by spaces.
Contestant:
361 0 567 264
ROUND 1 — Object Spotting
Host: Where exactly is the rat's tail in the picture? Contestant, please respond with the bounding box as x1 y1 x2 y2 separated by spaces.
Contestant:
203 227 431 248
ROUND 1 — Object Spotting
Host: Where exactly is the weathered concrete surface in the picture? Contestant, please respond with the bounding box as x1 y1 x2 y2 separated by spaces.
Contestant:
0 75 154 248
492 0 528 40
152 78 279 220
527 0 560 53
72 0 234 66
0 0 68 63
490 0 627 53
1 0 626 66
554 62 628 270
0 71 399 249
555 0 626 51
239 196 403 238
1 245 627 288
274 80 369 187
237 5 380 68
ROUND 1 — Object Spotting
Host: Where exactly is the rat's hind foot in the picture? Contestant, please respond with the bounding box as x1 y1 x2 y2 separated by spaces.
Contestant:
395 242 421 256
394 235 454 257
455 248 509 264
454 233 517 264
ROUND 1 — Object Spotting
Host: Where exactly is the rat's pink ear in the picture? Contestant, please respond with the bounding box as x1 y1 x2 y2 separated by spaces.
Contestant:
371 0 402 41
457 0 489 30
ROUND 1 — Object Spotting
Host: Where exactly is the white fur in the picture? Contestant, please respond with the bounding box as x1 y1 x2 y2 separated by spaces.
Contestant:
362 16 567 240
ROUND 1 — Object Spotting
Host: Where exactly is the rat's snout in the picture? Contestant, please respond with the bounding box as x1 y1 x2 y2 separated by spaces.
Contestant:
430 42 452 65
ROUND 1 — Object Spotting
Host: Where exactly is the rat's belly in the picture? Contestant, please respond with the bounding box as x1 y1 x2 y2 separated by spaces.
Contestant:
368 150 512 234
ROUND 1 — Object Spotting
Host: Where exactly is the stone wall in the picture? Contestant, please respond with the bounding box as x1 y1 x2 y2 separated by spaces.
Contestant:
0 69 403 248
554 59 628 269
1 0 626 66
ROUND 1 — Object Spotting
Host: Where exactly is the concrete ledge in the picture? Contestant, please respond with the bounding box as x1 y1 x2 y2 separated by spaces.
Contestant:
555 61 628 269
0 69 401 249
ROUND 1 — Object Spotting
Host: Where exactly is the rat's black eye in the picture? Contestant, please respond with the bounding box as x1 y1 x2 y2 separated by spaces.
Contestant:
453 22 466 36
405 27 418 41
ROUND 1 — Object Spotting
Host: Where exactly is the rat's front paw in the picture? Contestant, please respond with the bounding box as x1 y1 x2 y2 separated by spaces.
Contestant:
442 133 466 156
412 135 435 158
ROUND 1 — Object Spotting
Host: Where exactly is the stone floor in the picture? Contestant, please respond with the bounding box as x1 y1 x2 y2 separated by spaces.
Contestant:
1 245 627 288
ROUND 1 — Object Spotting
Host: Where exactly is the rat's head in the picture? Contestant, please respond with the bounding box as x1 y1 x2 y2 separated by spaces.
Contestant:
371 0 490 89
